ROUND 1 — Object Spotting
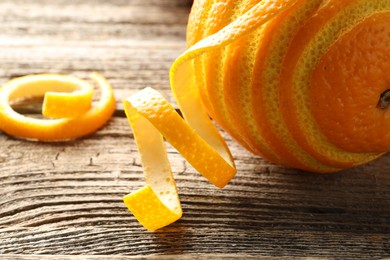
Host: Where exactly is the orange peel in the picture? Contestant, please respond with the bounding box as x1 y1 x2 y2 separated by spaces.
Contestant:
0 73 116 141
123 87 235 230
123 0 298 230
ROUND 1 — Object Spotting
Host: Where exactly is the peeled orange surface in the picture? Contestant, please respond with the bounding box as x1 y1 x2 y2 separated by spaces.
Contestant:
186 0 390 172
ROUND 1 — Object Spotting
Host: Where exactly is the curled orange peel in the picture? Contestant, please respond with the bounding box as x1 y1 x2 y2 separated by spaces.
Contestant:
0 73 116 141
123 87 235 230
123 0 297 230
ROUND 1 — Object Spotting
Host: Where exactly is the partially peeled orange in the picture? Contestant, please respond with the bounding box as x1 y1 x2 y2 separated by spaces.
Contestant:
124 0 390 230
186 0 390 172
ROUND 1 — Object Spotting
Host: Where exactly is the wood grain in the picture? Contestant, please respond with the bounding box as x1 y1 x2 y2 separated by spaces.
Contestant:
0 255 315 260
0 0 389 259
0 0 189 105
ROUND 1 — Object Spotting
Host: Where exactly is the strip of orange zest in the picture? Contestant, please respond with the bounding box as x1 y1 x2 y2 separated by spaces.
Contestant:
0 73 116 141
123 86 237 230
123 0 298 230
123 88 182 231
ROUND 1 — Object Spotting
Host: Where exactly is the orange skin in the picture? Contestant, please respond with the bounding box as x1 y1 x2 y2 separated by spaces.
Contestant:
310 12 390 153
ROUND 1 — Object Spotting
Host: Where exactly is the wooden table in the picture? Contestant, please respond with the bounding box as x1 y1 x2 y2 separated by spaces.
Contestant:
0 1 389 259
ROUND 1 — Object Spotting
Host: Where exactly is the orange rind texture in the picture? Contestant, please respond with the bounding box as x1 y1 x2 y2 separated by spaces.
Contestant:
0 73 116 141
122 87 236 230
186 0 390 172
124 186 182 231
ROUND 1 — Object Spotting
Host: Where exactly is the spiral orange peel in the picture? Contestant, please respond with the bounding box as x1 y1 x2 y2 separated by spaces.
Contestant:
122 0 297 230
0 73 115 141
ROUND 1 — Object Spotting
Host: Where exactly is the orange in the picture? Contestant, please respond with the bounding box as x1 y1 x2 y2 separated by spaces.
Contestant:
187 0 390 172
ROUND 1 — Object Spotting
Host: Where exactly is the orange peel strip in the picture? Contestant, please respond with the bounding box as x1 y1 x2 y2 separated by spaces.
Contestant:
0 73 116 141
123 0 298 230
123 88 182 230
122 87 234 230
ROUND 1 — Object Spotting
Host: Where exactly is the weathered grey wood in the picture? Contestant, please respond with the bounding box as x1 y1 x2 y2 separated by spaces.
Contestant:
0 0 389 259
0 255 308 260
0 0 189 105
1 118 390 258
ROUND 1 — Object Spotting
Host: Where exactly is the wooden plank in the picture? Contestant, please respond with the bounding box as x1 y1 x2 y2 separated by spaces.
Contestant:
0 0 389 259
0 0 189 105
1 118 390 258
0 44 185 105
0 255 312 260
